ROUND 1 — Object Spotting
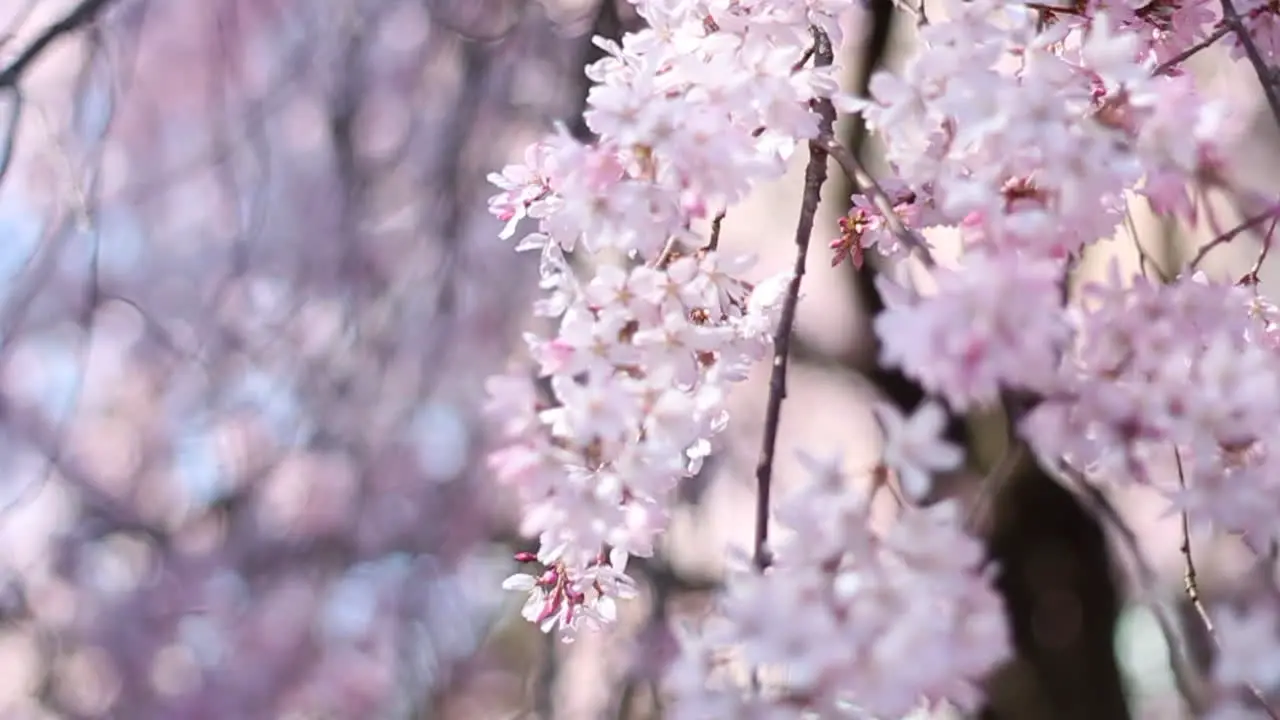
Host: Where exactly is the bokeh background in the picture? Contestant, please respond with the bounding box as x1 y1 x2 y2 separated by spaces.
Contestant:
0 0 1275 718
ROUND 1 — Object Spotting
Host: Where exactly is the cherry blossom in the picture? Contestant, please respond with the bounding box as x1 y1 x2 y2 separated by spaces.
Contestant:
483 0 1280 714
871 399 965 501
873 253 1069 410
485 0 858 641
666 453 1011 718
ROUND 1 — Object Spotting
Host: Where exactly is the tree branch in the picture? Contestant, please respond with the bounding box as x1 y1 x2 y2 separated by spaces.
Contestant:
1188 201 1280 271
0 0 117 88
751 29 835 572
1154 25 1230 76
818 132 937 266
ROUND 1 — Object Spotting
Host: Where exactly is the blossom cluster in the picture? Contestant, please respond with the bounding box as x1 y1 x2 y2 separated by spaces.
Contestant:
485 0 1280 715
484 0 848 639
665 454 1011 718
1025 271 1280 544
840 0 1280 715
846 0 1231 259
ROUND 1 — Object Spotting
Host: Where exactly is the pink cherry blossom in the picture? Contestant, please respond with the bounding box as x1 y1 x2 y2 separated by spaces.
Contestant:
874 253 1069 410
667 452 1011 717
481 0 1280 714
872 399 966 501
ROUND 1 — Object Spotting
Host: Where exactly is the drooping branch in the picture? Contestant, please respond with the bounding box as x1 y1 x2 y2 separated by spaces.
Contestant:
751 28 836 572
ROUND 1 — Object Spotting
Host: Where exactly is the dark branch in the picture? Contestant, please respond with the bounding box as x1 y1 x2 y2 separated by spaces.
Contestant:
751 28 835 572
0 0 117 88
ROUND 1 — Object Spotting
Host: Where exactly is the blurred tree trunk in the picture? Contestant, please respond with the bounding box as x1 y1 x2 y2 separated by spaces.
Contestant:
969 422 1131 720
823 10 1133 717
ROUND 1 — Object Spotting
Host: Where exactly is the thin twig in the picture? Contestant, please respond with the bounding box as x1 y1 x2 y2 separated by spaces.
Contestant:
0 0 117 88
1174 447 1215 633
1188 202 1280 271
708 209 726 251
1153 25 1230 76
1170 448 1280 717
1242 215 1279 285
1054 462 1213 715
816 132 937 267
1066 463 1280 718
1140 198 1280 715
752 27 836 572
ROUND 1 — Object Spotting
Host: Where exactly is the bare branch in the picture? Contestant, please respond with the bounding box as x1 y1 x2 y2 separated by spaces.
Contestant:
1188 201 1280 271
752 28 835 572
1154 25 1231 76
0 0 118 88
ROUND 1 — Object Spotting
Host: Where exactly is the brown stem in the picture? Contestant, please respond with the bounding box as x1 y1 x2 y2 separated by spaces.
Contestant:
1243 215 1279 285
1188 202 1280 271
1153 26 1230 76
1171 447 1280 719
751 27 836 572
1055 462 1212 715
817 132 937 266
708 209 726 251
1174 447 1215 634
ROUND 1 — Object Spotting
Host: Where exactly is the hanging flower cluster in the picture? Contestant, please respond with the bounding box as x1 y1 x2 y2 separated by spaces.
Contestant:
485 0 1280 715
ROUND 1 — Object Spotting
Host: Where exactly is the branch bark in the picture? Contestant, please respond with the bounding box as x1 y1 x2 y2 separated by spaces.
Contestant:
751 28 836 572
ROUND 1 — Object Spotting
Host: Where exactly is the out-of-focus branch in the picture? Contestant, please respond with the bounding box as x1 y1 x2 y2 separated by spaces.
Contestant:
0 0 119 191
813 21 1129 717
1057 463 1217 715
426 0 523 43
814 0 960 444
843 0 896 166
0 0 118 87
0 391 167 543
1153 25 1230 75
1188 201 1280 270
0 89 21 185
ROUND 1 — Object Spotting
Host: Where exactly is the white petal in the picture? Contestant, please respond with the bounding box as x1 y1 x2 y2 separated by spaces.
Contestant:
911 400 950 435
898 468 934 501
596 595 618 623
502 574 536 592
872 400 907 435
609 547 629 573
